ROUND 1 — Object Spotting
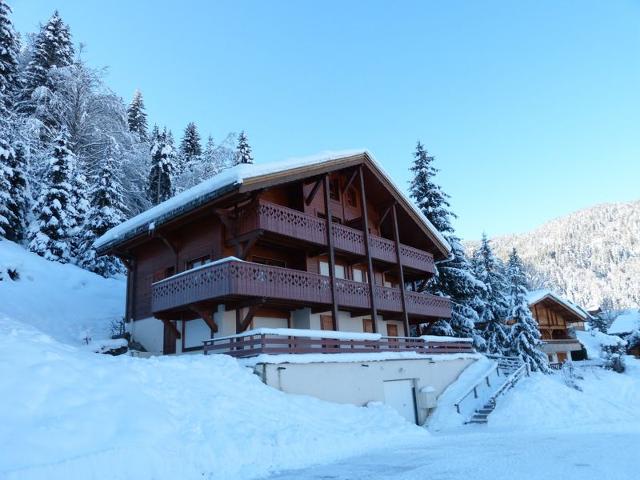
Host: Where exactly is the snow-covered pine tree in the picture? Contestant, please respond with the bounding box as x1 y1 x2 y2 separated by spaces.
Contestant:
0 134 13 238
79 142 126 276
3 142 29 241
408 141 485 342
409 141 454 234
0 0 20 103
147 127 176 205
19 10 74 128
127 89 148 141
68 161 89 259
506 248 550 372
203 135 226 174
235 130 253 165
179 122 202 167
28 130 77 262
473 233 511 354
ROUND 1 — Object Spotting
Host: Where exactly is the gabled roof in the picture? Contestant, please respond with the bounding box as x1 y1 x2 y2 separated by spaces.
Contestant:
526 289 589 322
95 150 451 258
608 310 640 335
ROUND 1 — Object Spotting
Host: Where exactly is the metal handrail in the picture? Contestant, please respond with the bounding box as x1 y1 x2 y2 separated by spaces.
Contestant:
454 363 499 414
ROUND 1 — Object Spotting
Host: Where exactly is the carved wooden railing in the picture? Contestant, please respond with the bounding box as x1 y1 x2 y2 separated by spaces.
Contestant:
203 330 474 358
235 200 435 273
152 260 451 318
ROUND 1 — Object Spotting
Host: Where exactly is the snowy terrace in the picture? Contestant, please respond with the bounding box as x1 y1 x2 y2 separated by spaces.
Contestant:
203 328 475 358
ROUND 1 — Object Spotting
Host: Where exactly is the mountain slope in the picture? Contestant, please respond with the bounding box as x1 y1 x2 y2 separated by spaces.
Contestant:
466 200 640 310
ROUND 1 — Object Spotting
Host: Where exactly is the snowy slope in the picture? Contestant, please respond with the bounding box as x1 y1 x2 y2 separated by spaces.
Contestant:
466 200 640 309
0 243 427 480
489 361 640 431
0 239 125 344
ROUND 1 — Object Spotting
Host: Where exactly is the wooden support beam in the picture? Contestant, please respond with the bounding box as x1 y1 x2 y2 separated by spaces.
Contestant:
391 204 410 337
323 174 340 331
235 235 259 260
341 168 358 195
357 165 378 333
155 232 179 270
305 177 323 206
189 306 219 333
161 319 181 339
377 203 393 229
239 305 260 332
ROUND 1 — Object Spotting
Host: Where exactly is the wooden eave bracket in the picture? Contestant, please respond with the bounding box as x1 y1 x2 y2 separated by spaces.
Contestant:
304 176 323 206
189 306 219 333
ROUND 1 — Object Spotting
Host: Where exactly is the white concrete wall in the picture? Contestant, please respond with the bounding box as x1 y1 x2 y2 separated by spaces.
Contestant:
308 310 406 336
258 357 474 425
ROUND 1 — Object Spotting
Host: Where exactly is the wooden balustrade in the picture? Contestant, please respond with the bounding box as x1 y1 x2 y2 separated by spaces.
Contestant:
235 200 435 273
203 331 474 358
152 260 451 318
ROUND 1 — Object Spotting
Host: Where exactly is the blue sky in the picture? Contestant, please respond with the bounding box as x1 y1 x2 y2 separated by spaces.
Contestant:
11 1 640 240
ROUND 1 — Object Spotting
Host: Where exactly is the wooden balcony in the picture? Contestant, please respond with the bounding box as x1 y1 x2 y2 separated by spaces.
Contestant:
203 329 474 358
152 260 451 320
234 200 436 274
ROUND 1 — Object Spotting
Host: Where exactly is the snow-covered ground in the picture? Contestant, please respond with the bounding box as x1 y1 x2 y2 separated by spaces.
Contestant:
268 362 640 479
0 242 426 480
1 240 638 480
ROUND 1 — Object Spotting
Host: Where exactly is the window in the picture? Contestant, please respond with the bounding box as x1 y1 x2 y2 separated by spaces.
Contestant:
352 267 367 283
321 315 334 331
186 255 211 270
329 179 340 201
387 324 399 337
346 188 357 207
253 256 286 268
363 318 374 333
319 261 345 279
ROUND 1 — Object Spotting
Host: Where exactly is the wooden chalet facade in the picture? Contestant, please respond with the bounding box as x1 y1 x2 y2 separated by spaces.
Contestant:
96 151 454 355
527 290 587 364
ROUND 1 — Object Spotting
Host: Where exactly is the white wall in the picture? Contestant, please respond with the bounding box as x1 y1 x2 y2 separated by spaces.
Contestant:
258 357 474 425
128 317 164 355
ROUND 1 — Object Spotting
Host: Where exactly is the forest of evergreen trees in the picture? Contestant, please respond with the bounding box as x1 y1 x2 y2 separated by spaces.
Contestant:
0 4 556 369
0 5 253 276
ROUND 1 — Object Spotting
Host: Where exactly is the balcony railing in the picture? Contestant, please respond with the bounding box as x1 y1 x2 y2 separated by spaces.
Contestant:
152 260 451 319
234 200 435 273
203 329 474 358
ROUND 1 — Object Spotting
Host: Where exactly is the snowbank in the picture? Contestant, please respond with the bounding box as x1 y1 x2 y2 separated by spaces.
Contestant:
0 240 124 344
0 316 427 480
576 329 626 360
609 309 640 335
489 362 640 432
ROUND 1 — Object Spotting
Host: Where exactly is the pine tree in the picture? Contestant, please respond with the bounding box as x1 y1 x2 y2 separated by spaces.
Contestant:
409 141 485 342
0 0 20 104
127 89 148 141
409 142 455 234
180 122 202 162
4 142 29 241
235 130 253 165
506 248 550 372
434 236 487 347
20 11 74 119
68 162 89 259
79 142 126 276
473 233 511 354
147 127 176 205
0 135 13 238
28 130 77 262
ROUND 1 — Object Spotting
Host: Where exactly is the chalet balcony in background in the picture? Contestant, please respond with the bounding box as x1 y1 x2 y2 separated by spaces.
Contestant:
233 200 436 274
151 260 451 320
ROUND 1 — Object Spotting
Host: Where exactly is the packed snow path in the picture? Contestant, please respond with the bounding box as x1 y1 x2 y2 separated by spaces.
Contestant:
266 429 638 480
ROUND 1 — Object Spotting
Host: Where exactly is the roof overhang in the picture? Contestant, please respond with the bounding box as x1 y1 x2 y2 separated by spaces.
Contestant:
95 150 451 259
528 291 589 323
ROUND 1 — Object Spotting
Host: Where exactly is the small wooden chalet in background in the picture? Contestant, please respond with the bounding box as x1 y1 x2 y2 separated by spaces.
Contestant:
527 290 588 363
96 151 454 355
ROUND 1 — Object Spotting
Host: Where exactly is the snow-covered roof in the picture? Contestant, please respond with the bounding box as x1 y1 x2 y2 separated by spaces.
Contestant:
608 309 640 335
95 150 451 256
526 289 589 321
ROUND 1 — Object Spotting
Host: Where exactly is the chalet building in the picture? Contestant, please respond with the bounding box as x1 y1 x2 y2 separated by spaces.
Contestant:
95 151 479 424
608 310 640 358
527 290 588 363
95 151 455 355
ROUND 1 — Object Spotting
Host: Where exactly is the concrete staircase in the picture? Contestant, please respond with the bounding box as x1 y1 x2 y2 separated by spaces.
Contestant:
464 356 528 425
